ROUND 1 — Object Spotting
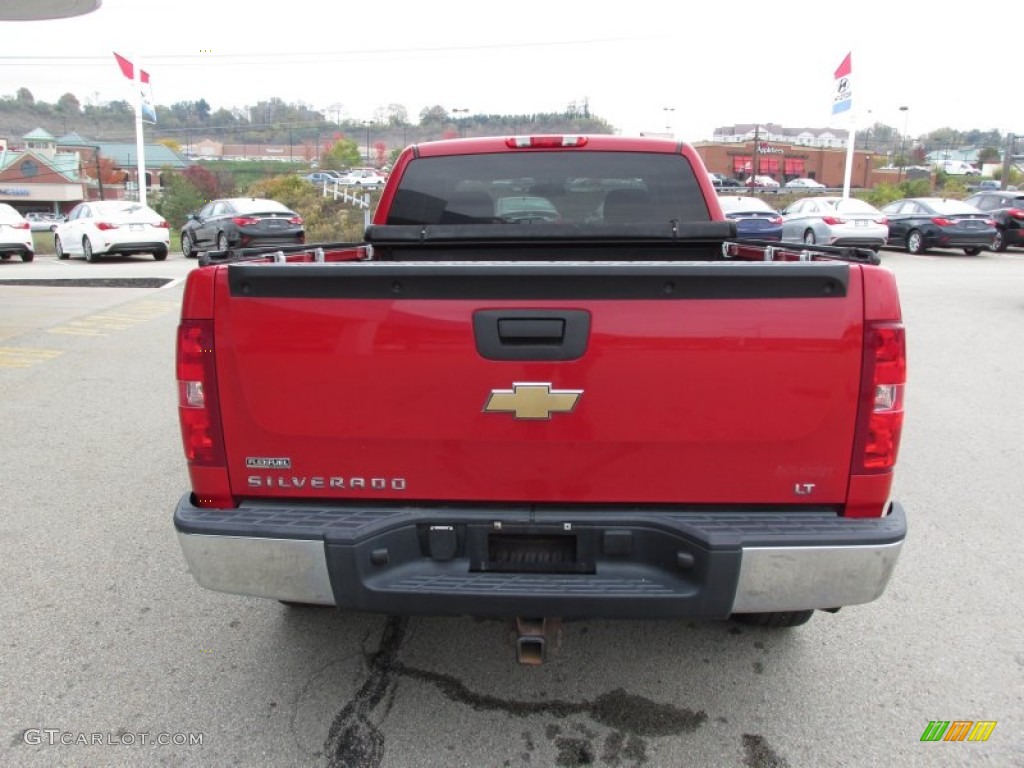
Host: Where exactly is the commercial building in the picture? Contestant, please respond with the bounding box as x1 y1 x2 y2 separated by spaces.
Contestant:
0 127 188 215
695 123 909 188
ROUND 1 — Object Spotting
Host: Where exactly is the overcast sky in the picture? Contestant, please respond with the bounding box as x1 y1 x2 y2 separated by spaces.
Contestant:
2 0 1019 142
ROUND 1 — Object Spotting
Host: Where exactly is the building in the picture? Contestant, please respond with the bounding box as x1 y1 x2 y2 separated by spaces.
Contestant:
711 123 851 150
0 128 86 215
187 138 318 162
0 127 190 215
698 123 920 188
694 138 885 188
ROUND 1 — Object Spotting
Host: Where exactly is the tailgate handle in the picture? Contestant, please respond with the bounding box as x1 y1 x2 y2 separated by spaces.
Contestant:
497 318 565 344
474 310 590 361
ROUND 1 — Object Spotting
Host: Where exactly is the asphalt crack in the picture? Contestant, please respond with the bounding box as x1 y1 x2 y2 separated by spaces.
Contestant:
323 618 709 767
324 617 409 768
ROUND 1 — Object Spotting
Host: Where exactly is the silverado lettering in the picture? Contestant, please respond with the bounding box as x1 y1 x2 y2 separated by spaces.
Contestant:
246 476 407 490
173 134 907 663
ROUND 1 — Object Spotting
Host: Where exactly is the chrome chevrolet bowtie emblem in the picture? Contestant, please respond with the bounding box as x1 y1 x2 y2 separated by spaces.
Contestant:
483 383 583 420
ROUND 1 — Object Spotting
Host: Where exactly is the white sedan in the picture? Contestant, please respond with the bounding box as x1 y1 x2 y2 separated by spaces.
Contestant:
785 178 826 189
0 203 34 262
743 175 780 188
53 200 170 262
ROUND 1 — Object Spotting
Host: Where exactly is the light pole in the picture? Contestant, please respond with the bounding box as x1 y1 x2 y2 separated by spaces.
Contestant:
452 108 469 138
663 107 675 136
362 120 371 164
328 102 343 126
861 109 873 151
897 105 909 183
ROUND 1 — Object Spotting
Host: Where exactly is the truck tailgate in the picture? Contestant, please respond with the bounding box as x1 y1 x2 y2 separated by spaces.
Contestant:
213 261 864 505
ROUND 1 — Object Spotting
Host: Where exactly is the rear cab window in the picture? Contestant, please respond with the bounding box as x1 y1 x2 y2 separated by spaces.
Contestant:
385 151 710 226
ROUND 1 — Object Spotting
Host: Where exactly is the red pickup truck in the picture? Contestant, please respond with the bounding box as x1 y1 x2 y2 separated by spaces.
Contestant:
173 135 906 660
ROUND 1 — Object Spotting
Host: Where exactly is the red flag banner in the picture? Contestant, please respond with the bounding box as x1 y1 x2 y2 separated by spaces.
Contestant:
834 52 851 80
113 51 156 123
113 51 149 83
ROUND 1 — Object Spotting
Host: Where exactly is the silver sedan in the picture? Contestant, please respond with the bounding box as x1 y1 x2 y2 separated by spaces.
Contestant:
781 196 889 250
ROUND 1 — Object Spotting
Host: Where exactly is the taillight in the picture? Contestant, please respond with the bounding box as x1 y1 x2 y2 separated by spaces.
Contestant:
769 216 783 225
874 217 888 225
95 222 117 230
176 320 226 469
931 217 953 226
505 135 588 148
822 216 845 225
13 221 30 230
157 219 170 229
288 216 303 225
232 216 259 226
1008 208 1024 219
852 322 906 475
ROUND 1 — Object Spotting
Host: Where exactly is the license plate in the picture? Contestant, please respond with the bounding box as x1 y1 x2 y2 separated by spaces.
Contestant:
130 223 143 231
267 220 283 228
855 220 867 227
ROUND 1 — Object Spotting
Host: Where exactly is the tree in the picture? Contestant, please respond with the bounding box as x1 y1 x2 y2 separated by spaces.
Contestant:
978 146 1001 165
158 138 182 153
94 156 127 185
153 170 205 229
16 87 34 105
56 93 81 114
384 104 408 126
319 136 361 171
209 107 240 128
195 98 211 121
182 164 220 201
419 105 448 123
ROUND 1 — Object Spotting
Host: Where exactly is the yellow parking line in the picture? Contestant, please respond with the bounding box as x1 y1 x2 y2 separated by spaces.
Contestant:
46 299 179 337
47 327 103 336
0 347 63 368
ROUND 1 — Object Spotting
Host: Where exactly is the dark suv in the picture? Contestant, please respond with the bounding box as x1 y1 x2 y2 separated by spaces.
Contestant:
962 191 1024 251
709 172 744 189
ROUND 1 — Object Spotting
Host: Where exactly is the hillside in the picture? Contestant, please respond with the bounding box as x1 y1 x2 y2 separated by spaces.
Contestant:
0 91 616 150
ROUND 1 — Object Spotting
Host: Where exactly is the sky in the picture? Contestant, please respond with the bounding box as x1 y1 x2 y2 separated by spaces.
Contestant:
1 0 1020 144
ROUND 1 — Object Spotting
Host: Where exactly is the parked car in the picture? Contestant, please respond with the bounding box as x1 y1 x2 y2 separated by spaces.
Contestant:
879 197 996 255
336 168 387 187
494 195 561 223
966 179 1001 193
961 190 1024 251
180 197 304 257
53 200 169 262
717 195 783 241
784 178 826 189
743 175 780 188
708 172 744 189
0 203 34 262
780 196 888 250
304 171 343 185
24 211 64 232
